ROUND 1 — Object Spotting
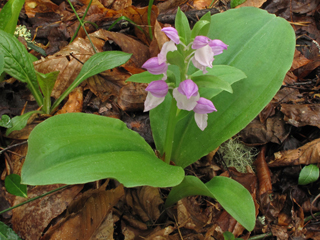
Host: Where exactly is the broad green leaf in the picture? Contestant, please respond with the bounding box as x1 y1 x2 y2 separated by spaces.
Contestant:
166 51 185 70
175 8 191 44
223 232 235 240
0 0 25 35
0 52 4 75
191 19 210 39
0 221 21 240
5 174 27 198
36 71 59 114
0 30 43 106
231 0 247 8
51 51 131 112
6 110 41 135
126 71 163 83
21 113 184 187
0 115 12 128
298 164 319 185
192 75 233 93
165 176 255 231
151 65 246 156
152 7 295 168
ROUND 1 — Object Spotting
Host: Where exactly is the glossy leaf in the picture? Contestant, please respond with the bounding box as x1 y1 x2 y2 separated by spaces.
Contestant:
0 52 3 75
0 30 43 106
0 0 25 35
231 0 247 8
36 71 59 114
5 174 27 198
6 110 41 135
165 175 255 231
126 71 163 83
21 113 185 187
192 75 233 93
191 11 211 39
175 8 190 44
0 115 12 128
152 7 295 167
0 221 21 240
298 164 319 185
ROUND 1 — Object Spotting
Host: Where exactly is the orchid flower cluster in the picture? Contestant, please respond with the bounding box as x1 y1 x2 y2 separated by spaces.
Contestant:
141 27 228 131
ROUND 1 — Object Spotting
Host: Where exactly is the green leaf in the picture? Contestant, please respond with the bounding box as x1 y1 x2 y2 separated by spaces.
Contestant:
223 231 235 240
6 110 41 135
192 75 233 93
175 8 191 44
0 221 21 240
0 115 12 128
126 71 163 83
27 42 47 56
151 65 246 156
191 19 210 40
298 164 320 185
166 51 185 69
5 174 27 198
165 176 256 231
0 0 25 35
0 52 4 75
230 0 247 8
51 51 131 112
152 7 295 168
0 30 43 106
36 71 59 114
21 113 185 187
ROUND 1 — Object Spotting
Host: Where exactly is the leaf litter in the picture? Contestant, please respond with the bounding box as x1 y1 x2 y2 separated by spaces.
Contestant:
1 0 320 239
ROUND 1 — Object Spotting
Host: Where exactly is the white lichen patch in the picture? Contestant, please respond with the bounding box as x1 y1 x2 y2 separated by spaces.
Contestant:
218 137 258 173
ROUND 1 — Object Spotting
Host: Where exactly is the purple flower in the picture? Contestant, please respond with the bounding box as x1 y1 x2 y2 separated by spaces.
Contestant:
142 57 168 75
158 40 177 64
173 79 200 111
161 27 180 44
144 80 168 112
191 36 227 74
193 97 217 131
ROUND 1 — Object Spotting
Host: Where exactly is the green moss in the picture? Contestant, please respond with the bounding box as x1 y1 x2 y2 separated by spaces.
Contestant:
218 137 258 173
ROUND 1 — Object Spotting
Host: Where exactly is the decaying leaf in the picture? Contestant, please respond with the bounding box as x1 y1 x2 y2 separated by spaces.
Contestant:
125 186 163 223
269 138 320 167
55 87 83 114
254 146 272 197
25 0 60 18
42 184 124 240
236 0 267 8
12 185 83 240
281 104 320 128
118 82 147 111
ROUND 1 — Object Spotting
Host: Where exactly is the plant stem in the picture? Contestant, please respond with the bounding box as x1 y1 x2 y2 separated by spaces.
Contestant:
0 185 69 215
163 98 179 164
147 0 154 40
70 0 93 43
67 0 97 53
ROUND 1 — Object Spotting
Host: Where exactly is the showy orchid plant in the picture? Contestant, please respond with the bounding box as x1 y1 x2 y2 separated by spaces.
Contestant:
20 7 295 232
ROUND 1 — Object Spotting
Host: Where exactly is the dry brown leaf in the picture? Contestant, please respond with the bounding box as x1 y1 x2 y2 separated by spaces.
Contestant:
281 104 320 128
2 143 28 178
25 0 60 18
117 82 147 111
34 37 96 99
192 0 214 9
89 211 114 240
236 0 267 8
125 186 163 223
269 138 320 167
91 29 149 67
291 49 311 70
157 0 188 13
55 87 83 114
177 198 209 231
12 185 83 240
6 124 38 140
144 226 175 240
240 112 290 146
42 184 124 240
254 146 272 197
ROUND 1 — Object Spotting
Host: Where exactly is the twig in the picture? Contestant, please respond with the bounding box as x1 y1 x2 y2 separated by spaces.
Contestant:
0 141 28 156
